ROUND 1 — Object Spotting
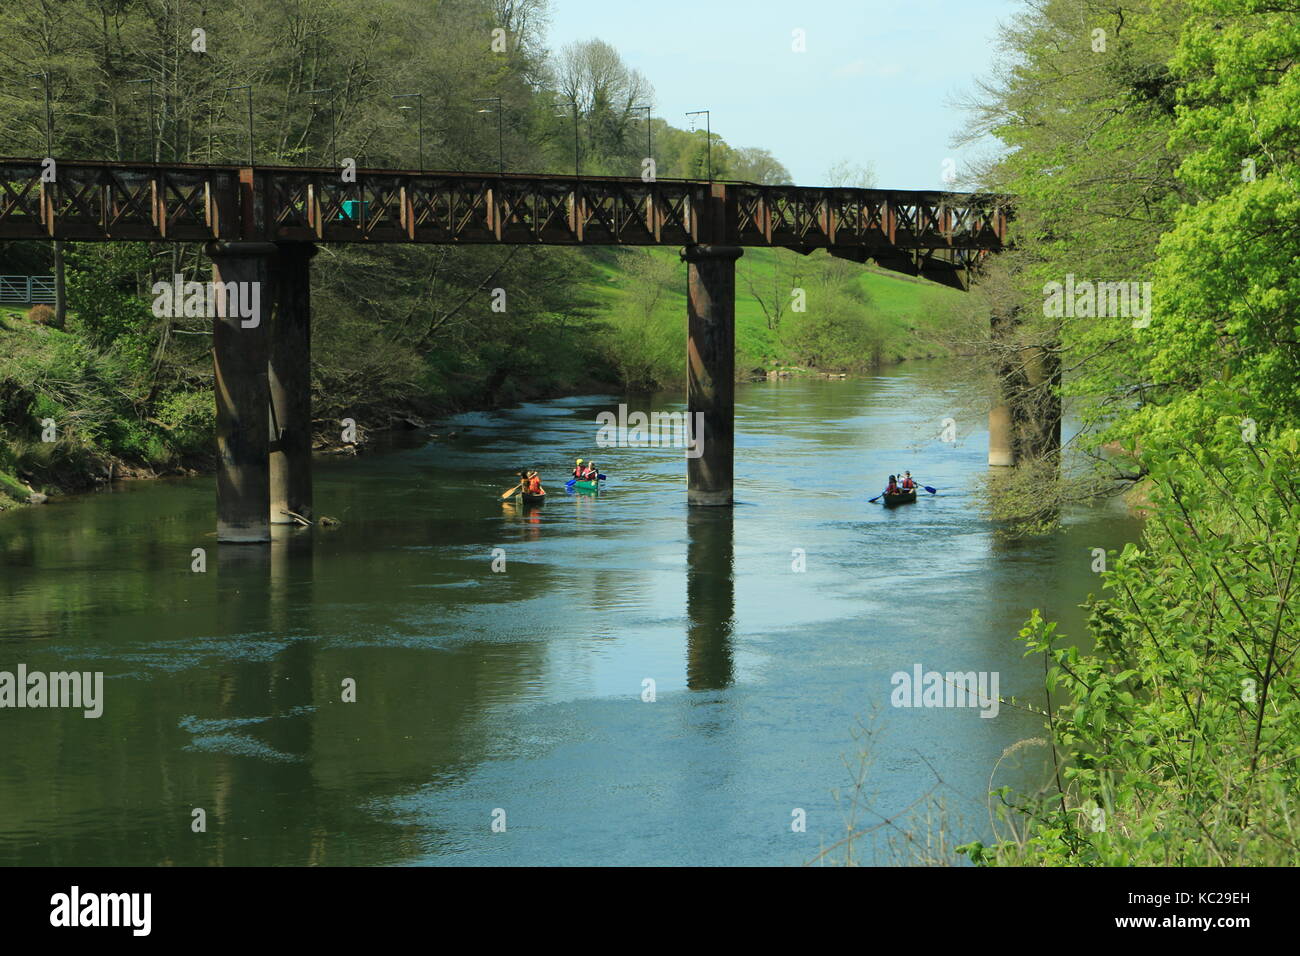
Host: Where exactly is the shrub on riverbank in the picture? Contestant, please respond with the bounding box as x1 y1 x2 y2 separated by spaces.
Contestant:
960 419 1300 865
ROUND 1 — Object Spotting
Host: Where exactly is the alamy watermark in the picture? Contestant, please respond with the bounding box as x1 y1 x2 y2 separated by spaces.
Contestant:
0 665 103 718
890 663 999 718
1043 274 1152 327
596 404 704 458
151 274 261 327
50 886 150 935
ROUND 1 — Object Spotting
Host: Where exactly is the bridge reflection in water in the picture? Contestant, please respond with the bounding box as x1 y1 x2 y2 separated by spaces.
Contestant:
686 508 735 691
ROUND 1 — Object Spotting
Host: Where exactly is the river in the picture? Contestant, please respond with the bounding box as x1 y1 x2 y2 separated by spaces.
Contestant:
0 361 1140 865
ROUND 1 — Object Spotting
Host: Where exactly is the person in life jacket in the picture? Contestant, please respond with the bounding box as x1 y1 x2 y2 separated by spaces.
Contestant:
900 471 916 491
582 461 599 481
526 470 544 495
573 458 586 479
885 475 900 496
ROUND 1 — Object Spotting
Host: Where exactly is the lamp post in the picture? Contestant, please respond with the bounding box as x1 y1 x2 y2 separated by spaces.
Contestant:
26 72 52 155
28 72 64 327
686 109 711 182
225 85 254 165
555 100 580 177
304 88 336 166
126 77 157 162
474 96 503 174
633 104 652 170
392 93 425 171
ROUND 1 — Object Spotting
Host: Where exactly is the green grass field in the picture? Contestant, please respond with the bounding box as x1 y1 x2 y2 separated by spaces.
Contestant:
584 245 964 380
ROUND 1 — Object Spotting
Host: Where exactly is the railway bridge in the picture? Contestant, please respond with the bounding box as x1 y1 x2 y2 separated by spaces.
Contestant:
0 158 1010 540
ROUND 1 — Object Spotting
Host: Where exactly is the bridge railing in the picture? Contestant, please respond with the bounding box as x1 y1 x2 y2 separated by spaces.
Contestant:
0 159 1008 259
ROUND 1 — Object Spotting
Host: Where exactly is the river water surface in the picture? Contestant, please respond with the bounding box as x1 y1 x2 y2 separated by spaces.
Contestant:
0 362 1139 865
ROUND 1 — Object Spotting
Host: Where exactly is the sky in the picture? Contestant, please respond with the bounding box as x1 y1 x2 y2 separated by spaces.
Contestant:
543 0 1022 189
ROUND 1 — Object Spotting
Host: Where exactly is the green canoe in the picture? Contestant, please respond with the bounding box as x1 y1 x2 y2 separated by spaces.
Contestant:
572 479 601 491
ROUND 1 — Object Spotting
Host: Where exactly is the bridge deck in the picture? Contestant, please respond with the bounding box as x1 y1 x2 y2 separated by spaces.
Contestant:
0 159 1007 280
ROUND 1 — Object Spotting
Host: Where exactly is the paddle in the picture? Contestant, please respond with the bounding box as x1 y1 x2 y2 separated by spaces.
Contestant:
869 482 933 503
500 482 523 500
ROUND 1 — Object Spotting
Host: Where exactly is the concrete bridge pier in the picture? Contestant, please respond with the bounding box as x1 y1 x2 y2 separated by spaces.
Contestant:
988 402 1015 467
988 304 1061 468
207 241 277 543
269 243 316 524
988 305 1021 468
683 244 743 506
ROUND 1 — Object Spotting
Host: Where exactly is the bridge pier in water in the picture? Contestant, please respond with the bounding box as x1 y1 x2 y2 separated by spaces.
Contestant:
208 241 277 543
269 243 316 524
208 241 317 542
987 305 1061 468
988 403 1015 467
683 244 743 506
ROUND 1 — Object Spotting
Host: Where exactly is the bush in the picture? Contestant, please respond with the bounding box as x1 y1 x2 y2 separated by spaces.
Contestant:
26 304 56 326
780 287 883 371
156 390 215 456
963 422 1300 866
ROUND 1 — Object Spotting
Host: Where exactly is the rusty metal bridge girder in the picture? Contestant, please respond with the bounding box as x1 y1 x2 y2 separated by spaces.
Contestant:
0 159 1008 280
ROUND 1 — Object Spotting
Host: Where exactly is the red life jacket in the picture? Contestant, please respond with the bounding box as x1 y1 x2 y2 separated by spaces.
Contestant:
901 477 915 489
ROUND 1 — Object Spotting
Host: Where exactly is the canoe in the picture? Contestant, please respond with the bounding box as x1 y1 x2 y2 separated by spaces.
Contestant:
572 479 600 491
520 492 546 504
882 489 917 507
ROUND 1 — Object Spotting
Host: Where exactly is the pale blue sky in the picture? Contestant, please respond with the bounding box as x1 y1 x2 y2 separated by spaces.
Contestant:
544 0 1020 189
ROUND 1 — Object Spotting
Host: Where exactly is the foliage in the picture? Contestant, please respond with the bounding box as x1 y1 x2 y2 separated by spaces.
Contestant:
952 0 1300 863
962 419 1300 865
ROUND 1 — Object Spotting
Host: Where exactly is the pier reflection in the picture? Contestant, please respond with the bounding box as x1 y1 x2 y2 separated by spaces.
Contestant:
685 508 735 690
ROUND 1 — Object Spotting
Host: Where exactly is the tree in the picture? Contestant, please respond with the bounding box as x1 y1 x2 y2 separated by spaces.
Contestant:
554 38 653 173
823 159 876 188
729 146 791 184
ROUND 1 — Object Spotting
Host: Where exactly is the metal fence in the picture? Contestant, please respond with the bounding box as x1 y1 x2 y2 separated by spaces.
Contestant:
0 275 56 304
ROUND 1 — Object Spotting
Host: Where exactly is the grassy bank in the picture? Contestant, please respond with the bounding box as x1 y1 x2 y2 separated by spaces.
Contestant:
591 246 963 388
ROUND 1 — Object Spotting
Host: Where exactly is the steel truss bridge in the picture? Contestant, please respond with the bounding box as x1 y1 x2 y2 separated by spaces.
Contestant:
0 159 1007 287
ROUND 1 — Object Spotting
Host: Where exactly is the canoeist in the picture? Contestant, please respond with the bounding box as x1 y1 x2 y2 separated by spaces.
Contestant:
884 475 900 496
525 470 544 495
900 471 917 491
573 458 586 479
583 461 599 481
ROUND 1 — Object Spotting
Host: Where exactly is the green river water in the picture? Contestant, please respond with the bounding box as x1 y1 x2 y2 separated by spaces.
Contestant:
0 362 1140 865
